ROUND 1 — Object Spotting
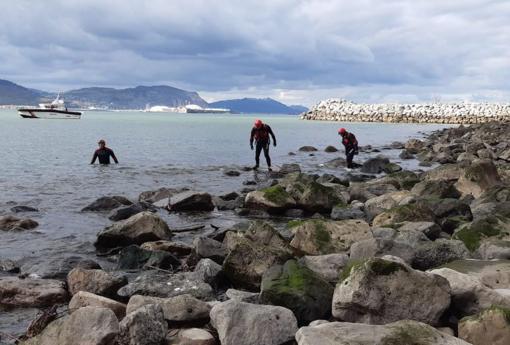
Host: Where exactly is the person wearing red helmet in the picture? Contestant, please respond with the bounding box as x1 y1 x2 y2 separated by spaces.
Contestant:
338 128 358 169
250 119 277 171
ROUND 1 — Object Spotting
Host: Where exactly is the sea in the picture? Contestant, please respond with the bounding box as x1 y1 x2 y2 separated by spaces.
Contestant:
0 109 451 340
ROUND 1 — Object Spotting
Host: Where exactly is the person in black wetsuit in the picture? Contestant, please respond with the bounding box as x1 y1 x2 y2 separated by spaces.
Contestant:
250 119 276 171
338 128 358 169
90 139 118 165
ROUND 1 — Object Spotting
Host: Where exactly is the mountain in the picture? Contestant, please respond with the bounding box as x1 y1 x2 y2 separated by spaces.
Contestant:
64 85 208 109
289 105 308 114
0 79 48 105
209 98 308 114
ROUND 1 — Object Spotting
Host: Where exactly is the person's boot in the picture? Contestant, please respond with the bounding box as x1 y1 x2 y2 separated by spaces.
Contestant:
268 167 272 172
252 165 259 170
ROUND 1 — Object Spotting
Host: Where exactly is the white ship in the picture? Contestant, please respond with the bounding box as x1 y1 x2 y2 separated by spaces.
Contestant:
18 94 82 119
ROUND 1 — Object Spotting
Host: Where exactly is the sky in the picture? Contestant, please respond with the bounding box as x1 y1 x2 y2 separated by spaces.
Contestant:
1 0 509 106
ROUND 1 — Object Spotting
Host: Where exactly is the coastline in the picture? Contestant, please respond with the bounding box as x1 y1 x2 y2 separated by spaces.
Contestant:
301 99 510 124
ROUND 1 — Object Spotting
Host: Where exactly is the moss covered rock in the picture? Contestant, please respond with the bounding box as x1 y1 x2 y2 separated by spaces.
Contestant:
459 306 510 345
244 186 296 214
332 258 451 325
453 216 510 252
290 219 372 255
372 202 435 227
455 159 502 198
260 260 334 326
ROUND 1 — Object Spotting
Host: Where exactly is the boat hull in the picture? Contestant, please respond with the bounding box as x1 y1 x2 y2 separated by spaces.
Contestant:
18 109 82 119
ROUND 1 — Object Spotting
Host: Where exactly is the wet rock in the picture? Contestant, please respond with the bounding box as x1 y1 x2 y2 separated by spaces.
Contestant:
118 244 180 270
399 149 415 159
290 219 372 255
288 152 296 156
225 289 259 303
139 187 180 204
210 300 298 345
170 328 216 345
117 270 214 300
455 159 502 198
224 169 241 177
21 306 119 345
81 195 132 212
244 186 296 214
108 203 148 221
348 181 398 202
193 237 228 263
193 258 224 288
360 156 390 174
458 306 510 345
260 260 334 325
324 145 338 152
404 138 425 154
295 320 471 345
126 294 211 322
140 240 193 256
20 256 101 280
95 211 172 248
372 201 435 227
219 191 240 201
213 195 244 211
169 191 215 212
119 304 167 345
333 258 451 325
323 157 347 168
299 146 318 152
69 291 126 319
299 253 348 282
279 163 301 174
0 259 20 273
428 198 473 232
0 215 38 231
429 268 510 316
67 268 127 297
330 204 365 220
0 277 68 307
383 162 402 174
10 205 39 213
390 141 405 149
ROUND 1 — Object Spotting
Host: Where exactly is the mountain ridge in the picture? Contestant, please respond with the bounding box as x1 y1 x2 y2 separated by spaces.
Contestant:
209 97 306 114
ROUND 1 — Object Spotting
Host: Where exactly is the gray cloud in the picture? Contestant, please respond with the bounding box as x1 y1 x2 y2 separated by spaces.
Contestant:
1 0 509 105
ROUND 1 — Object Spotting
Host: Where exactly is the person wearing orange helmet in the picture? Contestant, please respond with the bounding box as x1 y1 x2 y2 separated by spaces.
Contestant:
338 128 358 169
250 119 277 171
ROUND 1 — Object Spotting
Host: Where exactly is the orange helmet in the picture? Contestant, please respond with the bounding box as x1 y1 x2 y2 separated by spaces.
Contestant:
254 119 263 128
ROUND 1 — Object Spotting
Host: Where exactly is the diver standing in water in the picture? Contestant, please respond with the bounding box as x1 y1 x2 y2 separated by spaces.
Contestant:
90 139 119 165
250 119 277 171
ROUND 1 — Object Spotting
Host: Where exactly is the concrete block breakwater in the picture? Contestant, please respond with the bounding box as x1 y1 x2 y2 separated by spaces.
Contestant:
300 99 510 124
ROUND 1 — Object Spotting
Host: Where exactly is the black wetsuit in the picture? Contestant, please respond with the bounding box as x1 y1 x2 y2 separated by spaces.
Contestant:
250 125 276 168
341 132 358 168
91 147 118 164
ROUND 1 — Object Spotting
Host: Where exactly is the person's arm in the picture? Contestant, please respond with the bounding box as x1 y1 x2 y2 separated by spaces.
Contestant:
90 151 98 164
267 126 277 146
110 149 119 164
250 128 255 149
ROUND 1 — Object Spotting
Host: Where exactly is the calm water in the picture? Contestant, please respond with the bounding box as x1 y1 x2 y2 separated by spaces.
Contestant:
0 109 450 338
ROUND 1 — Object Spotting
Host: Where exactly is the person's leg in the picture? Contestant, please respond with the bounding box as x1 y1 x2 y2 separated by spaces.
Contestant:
263 142 271 169
346 151 354 168
254 142 262 168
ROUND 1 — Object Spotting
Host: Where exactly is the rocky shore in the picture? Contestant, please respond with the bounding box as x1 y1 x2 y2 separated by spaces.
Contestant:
2 121 510 345
301 99 510 124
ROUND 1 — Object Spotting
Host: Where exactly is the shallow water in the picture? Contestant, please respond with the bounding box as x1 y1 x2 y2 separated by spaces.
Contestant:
0 109 451 338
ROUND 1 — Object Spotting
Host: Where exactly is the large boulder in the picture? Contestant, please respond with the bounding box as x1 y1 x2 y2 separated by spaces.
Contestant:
299 253 349 283
441 259 510 289
372 201 435 227
21 306 119 345
360 156 390 174
332 258 451 325
126 294 211 322
116 244 180 270
95 211 172 248
411 180 461 199
118 304 167 345
108 203 151 221
168 191 215 211
210 300 298 345
295 320 471 345
82 195 132 212
117 270 214 300
290 219 372 255
69 291 126 319
379 170 421 190
348 182 399 203
429 268 510 316
412 239 470 270
193 236 228 263
453 215 510 252
423 164 463 182
455 159 502 198
0 277 68 307
260 260 334 326
458 306 510 345
404 138 425 153
364 190 413 220
244 186 296 214
67 268 127 297
0 215 38 231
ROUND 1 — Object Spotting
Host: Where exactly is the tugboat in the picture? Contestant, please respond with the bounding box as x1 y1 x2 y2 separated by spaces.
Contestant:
18 94 81 119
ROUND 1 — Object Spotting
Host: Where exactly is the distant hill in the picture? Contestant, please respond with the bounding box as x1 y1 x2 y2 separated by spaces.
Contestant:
0 79 48 105
209 98 308 114
65 85 208 109
289 105 308 114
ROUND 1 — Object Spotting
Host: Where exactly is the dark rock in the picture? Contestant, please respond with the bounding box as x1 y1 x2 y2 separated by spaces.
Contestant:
193 236 228 263
67 268 128 297
193 258 225 288
0 215 38 231
288 152 296 156
10 205 39 213
412 239 470 270
412 180 461 199
0 259 19 273
299 146 318 152
399 149 415 160
117 245 180 270
383 162 402 174
323 157 346 168
390 141 405 149
331 205 365 220
21 256 101 280
279 163 301 174
284 208 305 218
168 191 215 212
361 156 390 174
243 180 257 185
220 192 241 201
119 304 167 345
0 277 69 307
108 203 146 221
140 240 193 256
325 146 338 152
224 170 241 177
82 196 132 212
316 174 349 186
260 260 334 326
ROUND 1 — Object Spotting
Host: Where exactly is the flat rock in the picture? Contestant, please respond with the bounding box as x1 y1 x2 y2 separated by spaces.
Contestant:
82 195 132 212
169 191 215 212
67 267 128 297
170 328 216 345
20 256 100 279
69 291 126 319
0 277 68 307
0 215 38 231
10 205 39 213
126 294 211 322
299 253 349 282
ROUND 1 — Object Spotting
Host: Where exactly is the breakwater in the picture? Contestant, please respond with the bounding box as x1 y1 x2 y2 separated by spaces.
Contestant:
301 99 510 124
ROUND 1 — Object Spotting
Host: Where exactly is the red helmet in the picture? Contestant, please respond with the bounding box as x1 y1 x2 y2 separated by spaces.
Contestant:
338 128 347 135
254 119 263 128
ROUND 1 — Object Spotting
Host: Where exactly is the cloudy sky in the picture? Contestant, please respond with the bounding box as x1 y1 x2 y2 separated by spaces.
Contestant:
1 0 509 105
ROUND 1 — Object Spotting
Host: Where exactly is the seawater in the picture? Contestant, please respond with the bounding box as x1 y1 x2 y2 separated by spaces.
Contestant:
0 109 450 338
